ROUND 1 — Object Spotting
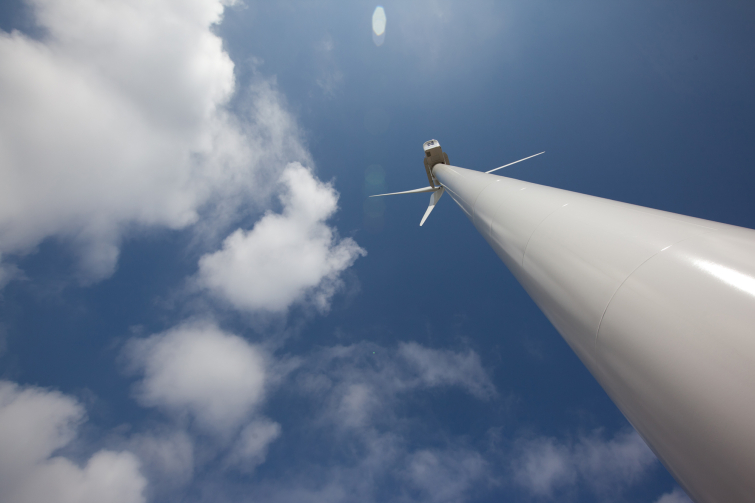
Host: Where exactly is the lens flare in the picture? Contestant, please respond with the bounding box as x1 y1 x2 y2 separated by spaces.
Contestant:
372 6 386 35
372 6 386 46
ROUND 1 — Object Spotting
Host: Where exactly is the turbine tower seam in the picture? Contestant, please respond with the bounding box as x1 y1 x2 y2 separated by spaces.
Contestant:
592 230 719 350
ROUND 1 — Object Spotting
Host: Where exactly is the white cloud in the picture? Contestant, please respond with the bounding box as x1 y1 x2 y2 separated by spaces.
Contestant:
655 487 693 503
126 321 269 433
512 436 576 497
0 255 21 289
398 342 497 400
129 430 194 489
198 163 366 312
125 322 284 478
0 381 146 503
512 428 658 499
314 34 343 97
574 429 659 495
405 448 488 503
242 341 496 503
299 342 496 432
226 419 282 471
0 0 310 282
335 383 376 428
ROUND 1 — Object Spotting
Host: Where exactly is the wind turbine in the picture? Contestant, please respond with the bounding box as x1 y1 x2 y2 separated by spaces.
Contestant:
372 139 755 503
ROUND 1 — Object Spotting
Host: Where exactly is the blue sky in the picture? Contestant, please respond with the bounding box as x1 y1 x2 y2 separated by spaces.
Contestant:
1 1 754 502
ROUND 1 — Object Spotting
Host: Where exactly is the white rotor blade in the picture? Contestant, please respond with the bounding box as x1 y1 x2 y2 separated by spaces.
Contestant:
370 186 436 197
420 187 445 226
485 151 545 174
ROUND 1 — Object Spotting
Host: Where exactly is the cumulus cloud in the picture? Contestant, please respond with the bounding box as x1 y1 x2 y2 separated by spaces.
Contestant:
197 163 366 312
0 0 310 282
125 321 270 434
512 428 658 499
125 322 284 479
0 381 146 503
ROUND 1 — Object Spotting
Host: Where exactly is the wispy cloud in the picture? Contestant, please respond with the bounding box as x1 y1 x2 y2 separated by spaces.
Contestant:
299 342 497 428
127 429 194 492
243 341 496 503
314 33 344 97
398 342 497 400
512 428 659 500
404 448 489 503
225 418 282 472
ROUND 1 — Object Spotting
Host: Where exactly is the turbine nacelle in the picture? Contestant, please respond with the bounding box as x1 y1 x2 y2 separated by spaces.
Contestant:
370 140 543 226
422 139 448 188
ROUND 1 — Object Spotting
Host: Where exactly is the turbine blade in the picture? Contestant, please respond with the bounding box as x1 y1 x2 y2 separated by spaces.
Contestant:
420 187 445 226
370 186 436 197
485 151 545 174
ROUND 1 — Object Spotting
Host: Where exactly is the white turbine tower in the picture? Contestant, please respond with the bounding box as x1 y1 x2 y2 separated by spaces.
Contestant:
372 139 755 503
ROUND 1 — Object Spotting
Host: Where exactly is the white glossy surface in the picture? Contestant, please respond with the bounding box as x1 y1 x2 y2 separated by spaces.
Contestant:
420 187 444 226
433 163 755 503
485 151 545 174
370 186 436 197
